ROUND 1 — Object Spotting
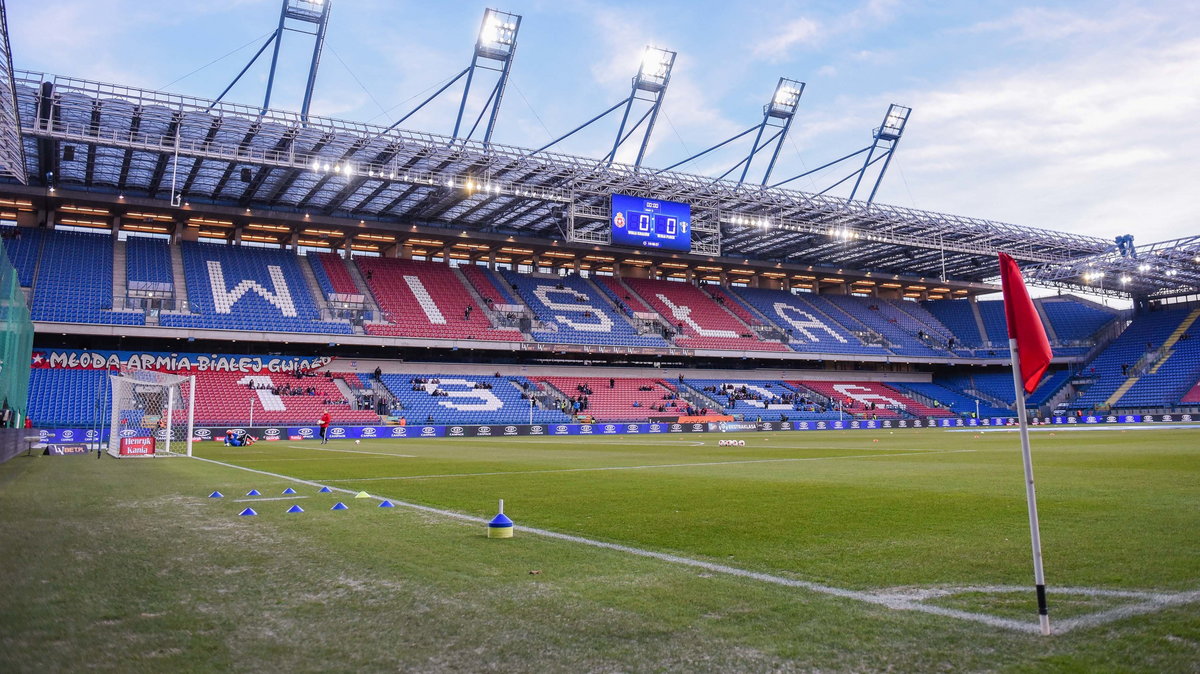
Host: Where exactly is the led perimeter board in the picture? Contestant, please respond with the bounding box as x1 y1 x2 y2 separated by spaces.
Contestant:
610 194 691 252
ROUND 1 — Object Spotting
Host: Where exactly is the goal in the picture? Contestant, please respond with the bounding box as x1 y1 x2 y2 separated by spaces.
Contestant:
108 369 196 457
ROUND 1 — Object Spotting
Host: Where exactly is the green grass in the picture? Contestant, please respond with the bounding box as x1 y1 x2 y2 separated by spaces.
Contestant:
2 427 1199 672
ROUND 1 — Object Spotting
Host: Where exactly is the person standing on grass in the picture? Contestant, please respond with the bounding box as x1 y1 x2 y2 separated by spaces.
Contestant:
319 409 331 444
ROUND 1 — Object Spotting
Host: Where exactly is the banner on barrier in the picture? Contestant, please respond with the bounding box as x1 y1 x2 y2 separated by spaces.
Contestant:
119 437 155 456
42 414 1196 445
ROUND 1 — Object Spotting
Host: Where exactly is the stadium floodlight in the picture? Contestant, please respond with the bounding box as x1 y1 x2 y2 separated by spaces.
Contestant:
636 46 675 92
477 8 518 58
768 78 804 118
874 103 911 142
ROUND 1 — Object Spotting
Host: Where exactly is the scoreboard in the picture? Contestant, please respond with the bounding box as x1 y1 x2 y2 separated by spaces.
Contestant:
610 194 691 252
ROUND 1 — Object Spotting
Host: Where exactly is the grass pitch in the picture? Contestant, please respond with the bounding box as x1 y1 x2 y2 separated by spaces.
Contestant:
2 427 1199 672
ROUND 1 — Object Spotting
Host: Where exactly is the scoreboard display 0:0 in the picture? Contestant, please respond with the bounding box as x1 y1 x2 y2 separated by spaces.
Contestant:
610 194 692 252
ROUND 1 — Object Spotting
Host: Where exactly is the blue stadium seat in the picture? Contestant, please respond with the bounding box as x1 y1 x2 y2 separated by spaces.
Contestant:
28 229 145 326
500 270 668 348
378 374 571 425
731 288 886 355
161 242 351 334
126 236 174 292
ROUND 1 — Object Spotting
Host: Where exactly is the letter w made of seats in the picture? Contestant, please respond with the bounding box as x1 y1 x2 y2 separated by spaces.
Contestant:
207 261 298 316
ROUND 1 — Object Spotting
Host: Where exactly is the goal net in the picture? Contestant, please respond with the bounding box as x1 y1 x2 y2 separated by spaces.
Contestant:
108 369 195 457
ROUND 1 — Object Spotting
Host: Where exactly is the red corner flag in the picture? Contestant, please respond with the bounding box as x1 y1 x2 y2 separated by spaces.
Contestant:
999 252 1052 394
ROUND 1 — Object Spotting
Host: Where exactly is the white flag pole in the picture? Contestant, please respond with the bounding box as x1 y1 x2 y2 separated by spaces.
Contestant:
1008 337 1051 635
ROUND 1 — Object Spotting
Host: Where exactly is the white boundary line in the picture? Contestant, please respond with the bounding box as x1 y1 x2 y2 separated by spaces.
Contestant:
315 449 978 483
232 495 310 503
191 455 1198 635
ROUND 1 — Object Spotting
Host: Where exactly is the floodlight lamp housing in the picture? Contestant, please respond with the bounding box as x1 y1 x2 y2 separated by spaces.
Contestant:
873 103 911 141
635 46 676 92
767 78 805 118
477 8 520 60
285 0 329 23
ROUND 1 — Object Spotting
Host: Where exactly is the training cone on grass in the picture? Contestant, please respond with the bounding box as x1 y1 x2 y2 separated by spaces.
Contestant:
488 499 514 539
208 491 224 498
246 489 261 496
354 491 370 499
331 502 348 511
238 508 257 517
378 500 395 508
318 486 332 493
286 504 304 514
282 487 297 495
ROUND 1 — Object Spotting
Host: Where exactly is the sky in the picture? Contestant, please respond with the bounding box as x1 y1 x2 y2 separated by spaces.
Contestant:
7 0 1198 251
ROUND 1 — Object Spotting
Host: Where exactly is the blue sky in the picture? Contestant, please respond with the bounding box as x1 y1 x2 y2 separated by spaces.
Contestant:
8 0 1198 248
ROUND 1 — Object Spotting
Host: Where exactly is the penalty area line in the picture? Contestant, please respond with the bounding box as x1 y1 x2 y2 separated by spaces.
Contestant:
190 453 1053 635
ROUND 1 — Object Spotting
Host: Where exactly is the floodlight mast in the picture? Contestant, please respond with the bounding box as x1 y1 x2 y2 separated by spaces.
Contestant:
656 77 803 186
454 8 521 145
744 78 804 185
212 0 332 120
526 45 676 168
849 103 910 203
610 46 676 168
770 103 910 204
385 8 521 145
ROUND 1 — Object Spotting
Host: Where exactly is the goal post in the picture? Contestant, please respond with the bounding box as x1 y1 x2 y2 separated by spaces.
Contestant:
108 370 196 457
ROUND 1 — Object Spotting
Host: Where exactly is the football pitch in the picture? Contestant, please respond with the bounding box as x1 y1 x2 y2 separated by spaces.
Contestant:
2 427 1199 672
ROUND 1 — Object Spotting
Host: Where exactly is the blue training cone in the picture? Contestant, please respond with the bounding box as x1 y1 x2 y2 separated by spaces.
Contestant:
488 499 514 539
246 489 261 496
378 500 395 508
286 504 304 514
318 486 332 493
208 491 224 498
331 502 348 510
282 487 297 495
238 508 257 516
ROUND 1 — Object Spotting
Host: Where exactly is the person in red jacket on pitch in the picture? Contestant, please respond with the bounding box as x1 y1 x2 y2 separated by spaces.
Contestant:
318 410 331 444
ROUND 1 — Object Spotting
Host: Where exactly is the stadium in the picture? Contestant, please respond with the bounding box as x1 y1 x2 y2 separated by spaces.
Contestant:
1 2 1198 671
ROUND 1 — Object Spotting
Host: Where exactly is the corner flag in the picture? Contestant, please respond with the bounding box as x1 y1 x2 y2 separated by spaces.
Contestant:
999 252 1052 394
998 251 1052 636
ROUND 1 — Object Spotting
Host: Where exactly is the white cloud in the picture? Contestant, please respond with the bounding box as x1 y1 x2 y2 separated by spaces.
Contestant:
966 5 1160 43
885 30 1200 243
752 18 821 62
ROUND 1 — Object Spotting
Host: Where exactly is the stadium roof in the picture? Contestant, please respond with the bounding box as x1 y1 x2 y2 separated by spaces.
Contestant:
5 69 1199 299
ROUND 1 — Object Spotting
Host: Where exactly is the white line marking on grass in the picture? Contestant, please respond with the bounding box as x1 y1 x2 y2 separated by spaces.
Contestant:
193 456 1200 634
316 449 978 483
1055 590 1200 631
950 425 1200 433
190 453 1081 635
285 444 416 458
232 495 310 503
